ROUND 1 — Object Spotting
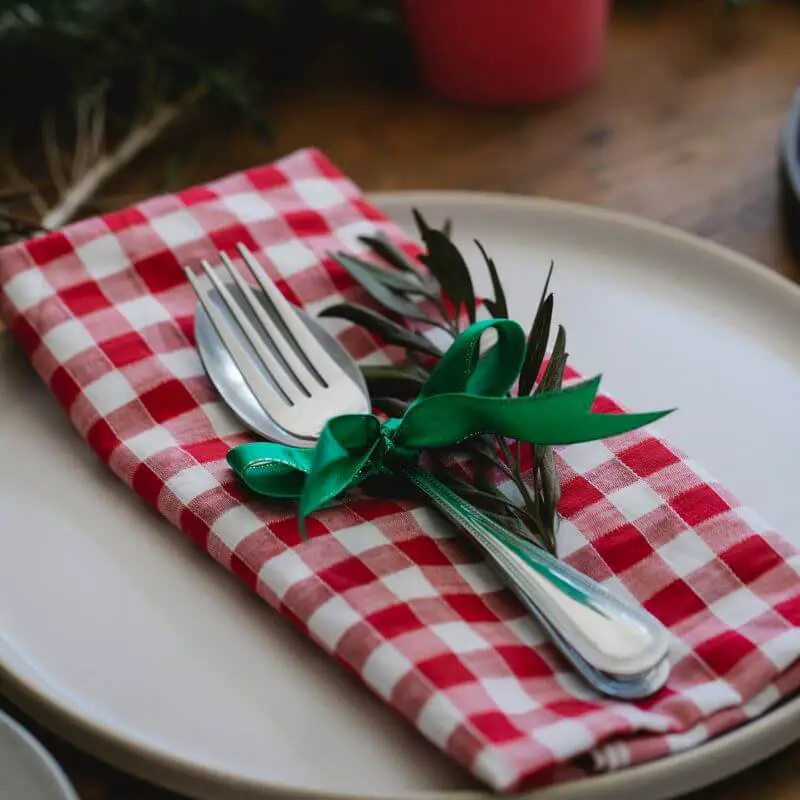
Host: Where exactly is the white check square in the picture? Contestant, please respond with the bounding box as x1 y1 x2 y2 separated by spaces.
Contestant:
334 522 388 556
3 269 54 312
710 587 770 628
222 193 276 222
607 480 663 522
150 210 206 248
431 622 489 654
293 178 346 210
75 235 129 279
473 749 518 790
158 348 204 380
83 370 137 415
743 684 780 716
334 220 376 254
761 629 800 671
535 718 596 757
201 402 246 437
259 549 314 600
125 425 174 461
483 677 538 714
381 566 439 601
555 519 589 559
165 464 219 504
559 441 614 473
307 595 362 651
117 296 171 328
212 505 263 552
363 643 413 700
264 240 318 277
680 679 741 715
656 529 716 577
417 693 462 747
42 319 94 361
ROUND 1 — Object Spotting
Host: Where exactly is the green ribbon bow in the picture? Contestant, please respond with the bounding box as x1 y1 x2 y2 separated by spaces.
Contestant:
227 319 671 525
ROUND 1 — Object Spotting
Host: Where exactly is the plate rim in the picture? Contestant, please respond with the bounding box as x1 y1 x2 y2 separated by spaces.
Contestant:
375 190 800 302
1 189 799 800
0 706 79 800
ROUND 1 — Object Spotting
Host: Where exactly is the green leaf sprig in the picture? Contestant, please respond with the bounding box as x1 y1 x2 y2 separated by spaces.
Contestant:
322 211 568 554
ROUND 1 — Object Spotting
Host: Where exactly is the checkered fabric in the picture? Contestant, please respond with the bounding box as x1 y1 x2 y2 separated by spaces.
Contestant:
1 148 799 792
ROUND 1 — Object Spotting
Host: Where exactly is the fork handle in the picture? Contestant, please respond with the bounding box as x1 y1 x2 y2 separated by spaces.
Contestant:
400 464 670 694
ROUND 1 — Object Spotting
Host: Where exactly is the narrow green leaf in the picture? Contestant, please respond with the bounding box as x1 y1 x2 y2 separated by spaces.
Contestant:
474 467 502 496
435 472 522 518
475 239 507 319
372 397 410 418
464 435 502 464
412 207 433 240
442 218 453 239
334 252 427 294
330 252 431 322
518 294 553 396
421 229 476 324
540 448 561 509
359 232 420 274
536 445 561 556
358 233 441 298
536 325 567 395
360 364 427 399
319 303 442 357
539 260 555 307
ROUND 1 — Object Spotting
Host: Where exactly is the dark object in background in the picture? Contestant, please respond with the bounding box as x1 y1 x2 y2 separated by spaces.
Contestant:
780 89 800 260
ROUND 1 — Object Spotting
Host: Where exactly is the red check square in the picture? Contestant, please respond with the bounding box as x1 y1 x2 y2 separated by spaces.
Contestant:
618 439 680 477
139 380 197 423
671 485 730 526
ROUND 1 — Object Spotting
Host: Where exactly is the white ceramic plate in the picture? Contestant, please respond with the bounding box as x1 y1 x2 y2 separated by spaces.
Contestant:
1 193 799 800
0 709 78 800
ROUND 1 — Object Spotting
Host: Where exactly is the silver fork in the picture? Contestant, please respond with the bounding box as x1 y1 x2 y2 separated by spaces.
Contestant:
184 243 369 440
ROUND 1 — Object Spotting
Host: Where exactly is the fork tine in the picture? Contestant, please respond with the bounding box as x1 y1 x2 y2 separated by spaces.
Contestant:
198 261 305 405
184 267 299 416
218 251 318 394
237 243 345 385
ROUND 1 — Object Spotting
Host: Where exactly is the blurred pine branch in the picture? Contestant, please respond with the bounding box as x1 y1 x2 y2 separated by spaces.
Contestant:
0 0 408 237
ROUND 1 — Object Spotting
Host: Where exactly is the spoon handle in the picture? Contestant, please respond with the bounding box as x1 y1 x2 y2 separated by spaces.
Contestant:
401 465 670 695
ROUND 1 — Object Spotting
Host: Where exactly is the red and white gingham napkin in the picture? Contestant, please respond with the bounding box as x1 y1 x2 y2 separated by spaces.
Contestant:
2 148 800 792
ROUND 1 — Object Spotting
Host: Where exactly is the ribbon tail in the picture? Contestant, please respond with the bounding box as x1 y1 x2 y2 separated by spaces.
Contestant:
397 376 673 448
540 407 674 445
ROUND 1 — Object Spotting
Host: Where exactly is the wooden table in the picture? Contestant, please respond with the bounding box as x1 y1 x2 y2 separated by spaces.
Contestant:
2 1 800 798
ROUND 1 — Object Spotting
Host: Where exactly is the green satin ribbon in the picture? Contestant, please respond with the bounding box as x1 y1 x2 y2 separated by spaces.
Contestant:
227 318 672 527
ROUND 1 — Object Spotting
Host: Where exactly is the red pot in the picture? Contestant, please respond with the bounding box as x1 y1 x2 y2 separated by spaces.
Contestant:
402 0 610 106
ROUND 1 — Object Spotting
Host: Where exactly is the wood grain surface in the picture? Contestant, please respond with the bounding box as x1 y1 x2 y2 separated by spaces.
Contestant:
2 1 800 798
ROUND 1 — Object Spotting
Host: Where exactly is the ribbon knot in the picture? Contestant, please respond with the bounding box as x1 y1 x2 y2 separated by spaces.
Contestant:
227 319 671 527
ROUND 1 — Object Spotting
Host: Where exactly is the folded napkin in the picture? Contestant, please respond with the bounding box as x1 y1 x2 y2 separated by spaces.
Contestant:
2 148 800 792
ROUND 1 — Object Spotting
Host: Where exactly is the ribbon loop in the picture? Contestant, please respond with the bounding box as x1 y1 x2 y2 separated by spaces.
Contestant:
415 317 525 401
227 319 672 523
